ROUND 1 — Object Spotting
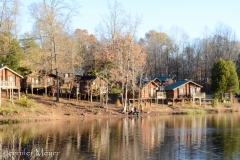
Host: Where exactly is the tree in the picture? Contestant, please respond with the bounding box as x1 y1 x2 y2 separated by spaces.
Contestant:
144 30 172 78
96 0 143 112
1 38 22 71
226 59 239 101
19 34 42 72
0 0 20 37
29 0 80 72
211 58 239 102
211 58 229 96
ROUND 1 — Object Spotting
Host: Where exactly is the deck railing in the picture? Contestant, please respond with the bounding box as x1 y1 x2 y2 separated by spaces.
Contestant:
31 82 46 88
193 92 206 98
0 81 14 88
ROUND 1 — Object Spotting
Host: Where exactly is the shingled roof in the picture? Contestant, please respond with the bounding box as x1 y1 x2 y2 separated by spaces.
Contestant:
165 80 202 90
0 66 23 78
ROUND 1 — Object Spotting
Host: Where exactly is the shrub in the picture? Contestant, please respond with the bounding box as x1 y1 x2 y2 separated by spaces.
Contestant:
211 98 218 107
19 95 35 108
111 87 121 94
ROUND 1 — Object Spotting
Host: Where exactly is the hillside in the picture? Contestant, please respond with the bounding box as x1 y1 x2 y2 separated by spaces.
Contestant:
0 94 239 123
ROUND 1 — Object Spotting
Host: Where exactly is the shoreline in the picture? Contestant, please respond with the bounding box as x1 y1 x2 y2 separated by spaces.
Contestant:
0 95 239 123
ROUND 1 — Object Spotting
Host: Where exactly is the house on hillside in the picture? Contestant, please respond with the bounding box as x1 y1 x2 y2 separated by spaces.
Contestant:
22 68 77 97
128 78 161 106
21 70 56 95
165 80 205 105
57 68 75 97
76 76 110 102
0 66 23 104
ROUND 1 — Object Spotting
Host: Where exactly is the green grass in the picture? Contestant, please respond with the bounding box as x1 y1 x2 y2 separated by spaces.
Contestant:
181 106 206 115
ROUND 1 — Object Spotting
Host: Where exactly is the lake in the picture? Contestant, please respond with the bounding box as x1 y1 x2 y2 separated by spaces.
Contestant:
1 113 240 160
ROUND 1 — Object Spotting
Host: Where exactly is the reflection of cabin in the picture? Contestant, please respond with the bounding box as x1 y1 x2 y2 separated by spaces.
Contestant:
78 76 110 102
128 78 160 105
0 66 23 103
165 80 205 105
21 70 56 95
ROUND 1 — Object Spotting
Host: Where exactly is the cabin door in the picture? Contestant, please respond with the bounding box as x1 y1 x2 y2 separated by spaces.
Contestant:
150 88 154 97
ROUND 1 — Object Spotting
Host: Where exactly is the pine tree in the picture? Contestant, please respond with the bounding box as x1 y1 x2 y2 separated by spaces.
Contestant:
211 58 230 95
2 38 22 71
211 58 239 102
226 59 239 101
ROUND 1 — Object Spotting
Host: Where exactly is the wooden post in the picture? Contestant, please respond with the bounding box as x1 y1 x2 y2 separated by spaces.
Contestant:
12 82 14 104
18 88 20 100
193 98 195 107
90 83 92 102
0 85 1 106
6 86 8 98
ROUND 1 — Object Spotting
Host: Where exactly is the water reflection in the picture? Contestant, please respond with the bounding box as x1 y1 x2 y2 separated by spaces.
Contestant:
1 113 240 159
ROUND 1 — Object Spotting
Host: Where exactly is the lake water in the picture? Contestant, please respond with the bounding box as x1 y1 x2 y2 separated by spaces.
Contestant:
1 113 240 160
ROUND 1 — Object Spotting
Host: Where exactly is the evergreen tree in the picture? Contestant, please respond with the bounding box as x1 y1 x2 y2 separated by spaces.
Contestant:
211 58 230 95
226 59 239 102
211 58 239 102
2 38 22 71
226 59 239 94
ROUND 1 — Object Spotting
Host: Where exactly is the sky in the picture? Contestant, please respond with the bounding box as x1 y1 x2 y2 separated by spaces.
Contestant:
22 0 240 39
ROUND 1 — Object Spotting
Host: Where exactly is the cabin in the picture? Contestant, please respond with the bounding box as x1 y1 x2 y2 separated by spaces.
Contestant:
128 78 160 106
165 80 205 105
57 68 75 97
77 76 110 102
0 66 23 104
21 70 56 95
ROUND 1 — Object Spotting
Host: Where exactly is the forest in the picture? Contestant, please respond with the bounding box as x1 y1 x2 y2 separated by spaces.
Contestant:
0 0 240 96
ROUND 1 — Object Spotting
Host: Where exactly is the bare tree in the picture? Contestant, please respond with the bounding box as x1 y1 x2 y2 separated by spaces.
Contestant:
0 0 20 37
29 0 80 71
96 1 143 112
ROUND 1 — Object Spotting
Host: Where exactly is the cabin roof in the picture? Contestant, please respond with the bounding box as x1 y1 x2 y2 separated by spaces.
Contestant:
79 76 110 84
165 80 202 90
158 76 172 82
75 70 85 76
142 80 159 88
0 66 23 78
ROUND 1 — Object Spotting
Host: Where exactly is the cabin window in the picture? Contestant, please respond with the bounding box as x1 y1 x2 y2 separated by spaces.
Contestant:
190 88 196 93
179 88 184 94
32 78 39 84
47 78 52 82
150 88 154 97
9 76 14 82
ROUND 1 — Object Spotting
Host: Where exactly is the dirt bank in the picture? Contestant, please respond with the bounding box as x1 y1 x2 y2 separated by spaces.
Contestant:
0 94 239 123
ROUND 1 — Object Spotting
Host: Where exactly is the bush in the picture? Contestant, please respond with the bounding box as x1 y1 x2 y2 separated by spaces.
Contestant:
19 95 35 108
211 98 218 107
111 87 121 94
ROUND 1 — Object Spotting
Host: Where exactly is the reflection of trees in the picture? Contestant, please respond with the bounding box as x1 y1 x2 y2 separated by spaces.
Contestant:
209 114 240 160
1 114 240 159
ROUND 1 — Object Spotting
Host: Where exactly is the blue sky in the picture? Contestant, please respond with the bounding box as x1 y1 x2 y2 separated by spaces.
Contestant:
22 0 240 39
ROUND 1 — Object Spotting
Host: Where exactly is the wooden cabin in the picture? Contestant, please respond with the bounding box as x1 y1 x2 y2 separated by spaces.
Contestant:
77 76 110 102
57 68 75 97
0 66 23 103
128 79 160 105
21 70 56 95
165 80 205 105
